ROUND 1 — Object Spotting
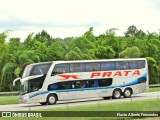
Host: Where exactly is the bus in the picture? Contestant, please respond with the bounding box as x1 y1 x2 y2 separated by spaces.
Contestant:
13 58 149 105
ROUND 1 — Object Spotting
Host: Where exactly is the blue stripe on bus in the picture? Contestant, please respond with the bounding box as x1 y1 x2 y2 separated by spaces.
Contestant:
29 73 147 99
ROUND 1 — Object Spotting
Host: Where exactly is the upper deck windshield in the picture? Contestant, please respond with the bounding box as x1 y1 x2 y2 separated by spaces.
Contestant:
22 62 52 78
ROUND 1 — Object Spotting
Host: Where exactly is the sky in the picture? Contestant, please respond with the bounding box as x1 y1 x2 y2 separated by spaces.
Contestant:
0 0 160 41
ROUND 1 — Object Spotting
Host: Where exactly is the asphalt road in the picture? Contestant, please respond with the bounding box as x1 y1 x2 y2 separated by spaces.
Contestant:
0 92 159 111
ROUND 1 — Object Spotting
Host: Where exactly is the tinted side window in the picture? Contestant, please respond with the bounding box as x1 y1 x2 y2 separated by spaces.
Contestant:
52 64 69 76
31 64 51 76
98 78 112 87
123 61 129 70
48 82 72 90
70 63 85 72
101 62 115 71
129 61 138 69
115 61 129 70
86 63 100 71
48 83 58 90
59 82 71 89
86 80 94 88
86 63 92 71
137 60 145 69
71 81 85 88
115 61 123 70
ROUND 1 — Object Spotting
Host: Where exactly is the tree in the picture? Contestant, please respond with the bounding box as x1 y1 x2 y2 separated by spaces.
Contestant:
95 46 115 59
104 28 119 38
124 25 138 37
83 27 95 42
65 51 82 60
120 46 141 58
0 31 9 91
46 41 65 61
146 57 159 84
1 62 17 91
135 29 146 39
23 33 35 49
34 30 54 46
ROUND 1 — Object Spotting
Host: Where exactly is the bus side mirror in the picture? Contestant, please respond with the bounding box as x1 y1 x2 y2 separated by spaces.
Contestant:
13 77 21 86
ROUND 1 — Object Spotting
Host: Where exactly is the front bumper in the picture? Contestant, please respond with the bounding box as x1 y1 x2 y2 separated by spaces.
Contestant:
19 94 46 104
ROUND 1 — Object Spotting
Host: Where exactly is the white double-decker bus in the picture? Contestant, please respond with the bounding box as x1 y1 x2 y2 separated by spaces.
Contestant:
13 58 149 105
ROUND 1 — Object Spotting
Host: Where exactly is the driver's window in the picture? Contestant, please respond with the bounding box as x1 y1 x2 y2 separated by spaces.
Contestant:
29 82 39 92
51 64 69 76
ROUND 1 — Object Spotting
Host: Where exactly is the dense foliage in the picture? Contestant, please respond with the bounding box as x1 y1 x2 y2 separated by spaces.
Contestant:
0 25 160 91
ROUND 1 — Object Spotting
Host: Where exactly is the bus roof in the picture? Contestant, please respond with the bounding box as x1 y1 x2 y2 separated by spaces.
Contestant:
28 58 147 65
53 58 147 64
27 62 52 66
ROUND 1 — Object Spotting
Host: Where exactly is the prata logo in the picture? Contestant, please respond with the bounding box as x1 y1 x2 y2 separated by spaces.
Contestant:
58 70 141 80
58 74 81 80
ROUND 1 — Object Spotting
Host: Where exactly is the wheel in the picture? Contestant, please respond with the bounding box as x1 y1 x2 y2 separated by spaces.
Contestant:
112 89 122 99
123 88 132 98
40 102 47 105
47 94 57 105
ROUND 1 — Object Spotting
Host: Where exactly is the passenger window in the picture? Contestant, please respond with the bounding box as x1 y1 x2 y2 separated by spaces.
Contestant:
137 60 145 69
52 64 69 76
86 80 94 88
98 78 112 87
86 63 92 72
123 61 129 70
86 63 100 71
92 63 100 71
129 61 138 69
70 63 85 72
101 62 115 71
58 82 71 89
48 83 58 90
72 81 85 88
115 61 122 70
115 61 129 70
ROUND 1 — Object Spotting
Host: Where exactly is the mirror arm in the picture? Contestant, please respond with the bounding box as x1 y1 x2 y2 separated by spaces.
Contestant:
13 77 21 86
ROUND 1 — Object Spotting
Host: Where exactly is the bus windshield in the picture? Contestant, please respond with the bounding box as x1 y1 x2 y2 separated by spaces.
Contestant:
22 63 52 78
20 81 28 95
19 79 43 95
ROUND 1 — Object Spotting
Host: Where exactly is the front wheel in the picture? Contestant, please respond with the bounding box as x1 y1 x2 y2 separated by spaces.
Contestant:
112 89 122 99
47 94 57 105
123 88 132 98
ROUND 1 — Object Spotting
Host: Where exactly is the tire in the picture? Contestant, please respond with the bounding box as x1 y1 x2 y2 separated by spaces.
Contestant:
40 102 47 105
112 89 122 99
123 88 132 98
47 94 57 105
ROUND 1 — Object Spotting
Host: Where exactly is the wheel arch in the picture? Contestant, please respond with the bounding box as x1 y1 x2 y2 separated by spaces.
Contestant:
113 88 122 93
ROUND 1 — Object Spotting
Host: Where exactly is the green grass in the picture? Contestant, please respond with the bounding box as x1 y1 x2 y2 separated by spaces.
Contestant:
149 87 160 92
0 96 19 105
39 99 160 111
0 99 160 120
